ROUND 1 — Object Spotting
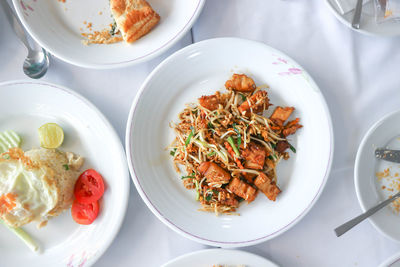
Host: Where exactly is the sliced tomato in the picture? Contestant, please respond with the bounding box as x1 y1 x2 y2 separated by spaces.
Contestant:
71 199 99 225
74 169 105 203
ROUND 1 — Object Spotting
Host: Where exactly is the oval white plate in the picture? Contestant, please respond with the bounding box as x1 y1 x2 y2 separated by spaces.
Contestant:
355 109 400 242
126 37 334 247
162 249 278 267
326 0 400 37
0 81 129 267
380 251 400 267
12 0 205 69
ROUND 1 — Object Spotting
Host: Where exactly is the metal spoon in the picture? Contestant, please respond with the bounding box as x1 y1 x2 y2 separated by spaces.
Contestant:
334 191 400 237
352 0 363 29
0 0 49 79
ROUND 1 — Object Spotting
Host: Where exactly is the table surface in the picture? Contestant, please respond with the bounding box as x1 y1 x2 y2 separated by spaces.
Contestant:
1 0 400 266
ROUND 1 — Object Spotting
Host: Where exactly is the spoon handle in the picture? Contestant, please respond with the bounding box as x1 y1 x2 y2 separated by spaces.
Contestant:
352 0 363 29
0 1 31 51
335 192 400 237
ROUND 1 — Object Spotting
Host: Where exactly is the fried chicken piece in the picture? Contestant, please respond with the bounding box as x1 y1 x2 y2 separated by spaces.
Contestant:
217 189 239 208
282 118 302 137
198 162 231 185
238 90 270 117
241 142 266 170
198 95 220 111
270 106 294 126
225 74 256 93
226 177 257 203
254 173 281 201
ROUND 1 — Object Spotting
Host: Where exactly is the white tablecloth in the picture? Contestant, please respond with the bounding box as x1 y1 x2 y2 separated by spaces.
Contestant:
1 0 400 266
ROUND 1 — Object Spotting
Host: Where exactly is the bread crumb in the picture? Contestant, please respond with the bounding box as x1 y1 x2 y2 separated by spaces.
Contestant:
376 168 390 181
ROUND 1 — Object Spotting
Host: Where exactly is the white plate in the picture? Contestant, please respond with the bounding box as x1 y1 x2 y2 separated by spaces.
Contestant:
0 81 129 266
162 249 278 267
355 109 400 242
326 0 400 36
12 0 205 69
380 251 400 267
126 37 334 247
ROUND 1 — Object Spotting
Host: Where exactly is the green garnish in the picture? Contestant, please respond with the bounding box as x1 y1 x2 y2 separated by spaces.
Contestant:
170 148 177 156
232 123 242 147
2 154 10 159
207 122 214 129
185 127 194 147
109 21 118 36
289 143 296 153
63 164 69 170
271 143 276 149
239 93 246 101
0 219 39 252
268 155 274 160
181 172 195 180
205 192 213 202
207 151 216 157
194 180 200 200
227 136 240 157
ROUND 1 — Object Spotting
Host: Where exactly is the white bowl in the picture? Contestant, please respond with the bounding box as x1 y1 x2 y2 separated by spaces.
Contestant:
162 249 278 267
355 109 400 242
0 81 129 267
12 0 205 69
126 38 334 247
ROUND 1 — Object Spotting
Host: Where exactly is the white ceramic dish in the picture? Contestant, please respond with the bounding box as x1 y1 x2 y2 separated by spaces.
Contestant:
380 251 400 267
12 0 205 69
326 0 400 37
0 81 129 267
355 109 400 242
126 37 334 247
162 249 278 267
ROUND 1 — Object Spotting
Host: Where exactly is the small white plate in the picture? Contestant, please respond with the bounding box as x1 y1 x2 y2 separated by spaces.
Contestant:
380 251 400 267
0 81 129 267
12 0 205 69
355 109 400 242
126 37 334 247
162 249 278 267
326 0 400 36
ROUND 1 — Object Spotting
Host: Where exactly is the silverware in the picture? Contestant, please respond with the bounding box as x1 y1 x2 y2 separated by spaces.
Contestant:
375 148 400 163
0 0 49 79
335 191 400 237
352 0 363 29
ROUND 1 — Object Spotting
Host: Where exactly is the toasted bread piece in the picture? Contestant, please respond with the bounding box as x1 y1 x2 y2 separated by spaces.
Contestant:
110 0 160 43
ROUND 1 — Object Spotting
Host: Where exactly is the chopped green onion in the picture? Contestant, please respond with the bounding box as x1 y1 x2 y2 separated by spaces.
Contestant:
239 93 246 101
63 164 69 170
205 192 213 202
207 151 216 157
0 219 39 252
268 155 274 160
2 154 10 159
232 124 242 147
207 122 214 129
271 143 277 149
181 172 195 180
185 128 195 147
227 136 240 157
170 148 177 156
289 143 296 153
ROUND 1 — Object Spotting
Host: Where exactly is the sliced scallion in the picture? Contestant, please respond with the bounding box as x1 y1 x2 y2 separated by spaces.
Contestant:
227 136 240 157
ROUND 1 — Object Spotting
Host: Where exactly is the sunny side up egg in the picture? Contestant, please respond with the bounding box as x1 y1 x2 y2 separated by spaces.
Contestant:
0 150 58 228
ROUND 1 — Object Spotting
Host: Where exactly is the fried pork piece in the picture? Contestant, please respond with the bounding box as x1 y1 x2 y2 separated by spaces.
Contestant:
275 140 290 153
238 90 270 117
254 173 281 201
225 74 256 92
283 118 302 137
198 162 231 185
270 106 294 126
226 177 257 203
217 189 239 208
198 95 220 111
241 142 266 170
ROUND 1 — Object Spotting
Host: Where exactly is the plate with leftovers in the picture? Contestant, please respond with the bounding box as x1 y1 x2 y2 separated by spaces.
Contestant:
161 249 278 267
12 0 205 68
0 81 129 266
326 0 400 36
126 38 333 247
355 109 400 242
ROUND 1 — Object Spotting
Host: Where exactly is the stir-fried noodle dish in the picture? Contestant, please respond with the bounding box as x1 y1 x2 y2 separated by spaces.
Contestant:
169 74 302 215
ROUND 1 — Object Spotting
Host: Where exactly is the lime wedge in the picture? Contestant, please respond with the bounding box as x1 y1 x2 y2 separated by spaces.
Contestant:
0 130 22 154
38 123 64 149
